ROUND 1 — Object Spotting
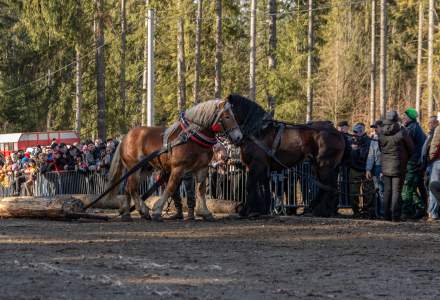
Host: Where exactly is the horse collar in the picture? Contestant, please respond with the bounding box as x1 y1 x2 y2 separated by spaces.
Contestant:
180 113 217 149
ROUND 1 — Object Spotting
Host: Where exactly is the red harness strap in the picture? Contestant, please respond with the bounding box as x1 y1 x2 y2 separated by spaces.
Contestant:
180 120 217 149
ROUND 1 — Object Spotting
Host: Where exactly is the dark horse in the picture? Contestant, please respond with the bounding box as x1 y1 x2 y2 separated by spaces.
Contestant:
106 99 243 221
226 94 347 217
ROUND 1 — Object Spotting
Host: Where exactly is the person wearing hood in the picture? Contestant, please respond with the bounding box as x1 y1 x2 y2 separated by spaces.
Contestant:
349 122 375 217
379 111 414 221
401 108 427 219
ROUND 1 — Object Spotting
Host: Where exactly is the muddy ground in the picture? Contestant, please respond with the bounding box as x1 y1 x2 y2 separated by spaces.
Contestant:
1 213 440 300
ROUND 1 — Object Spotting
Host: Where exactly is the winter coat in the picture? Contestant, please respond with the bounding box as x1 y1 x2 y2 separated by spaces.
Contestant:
350 134 371 172
366 135 380 171
429 125 440 161
379 121 414 177
405 120 426 163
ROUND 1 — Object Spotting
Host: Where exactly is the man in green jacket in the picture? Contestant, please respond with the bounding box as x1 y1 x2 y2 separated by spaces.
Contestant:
401 108 427 219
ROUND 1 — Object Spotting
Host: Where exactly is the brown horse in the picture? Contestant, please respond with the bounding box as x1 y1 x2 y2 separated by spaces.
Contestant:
226 94 347 217
106 99 243 221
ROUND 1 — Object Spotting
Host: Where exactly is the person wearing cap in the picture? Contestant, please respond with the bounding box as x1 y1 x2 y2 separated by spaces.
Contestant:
349 122 375 217
428 113 440 221
366 120 384 217
401 108 427 219
379 111 414 221
337 121 349 134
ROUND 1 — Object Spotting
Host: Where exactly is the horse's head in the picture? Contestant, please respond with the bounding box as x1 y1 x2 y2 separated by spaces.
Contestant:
212 99 243 145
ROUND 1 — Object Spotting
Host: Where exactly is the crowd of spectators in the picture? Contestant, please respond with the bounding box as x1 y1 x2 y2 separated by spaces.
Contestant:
337 107 440 222
0 138 118 195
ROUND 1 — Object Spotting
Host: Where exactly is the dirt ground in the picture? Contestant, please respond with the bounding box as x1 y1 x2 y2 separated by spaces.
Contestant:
1 213 440 300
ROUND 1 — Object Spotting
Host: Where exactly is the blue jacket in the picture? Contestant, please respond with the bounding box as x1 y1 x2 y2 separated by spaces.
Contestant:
405 120 426 163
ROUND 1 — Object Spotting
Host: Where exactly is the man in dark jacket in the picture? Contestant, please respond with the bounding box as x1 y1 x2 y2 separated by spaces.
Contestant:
379 111 414 221
349 123 375 217
337 121 351 208
169 173 196 220
401 108 427 219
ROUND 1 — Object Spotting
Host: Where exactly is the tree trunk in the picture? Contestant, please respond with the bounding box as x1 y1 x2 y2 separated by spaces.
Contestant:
75 45 82 134
0 196 85 219
415 1 424 117
177 16 186 112
306 0 313 122
141 0 149 126
46 109 52 131
370 0 376 125
215 0 222 99
267 0 277 115
379 0 387 119
119 0 127 131
193 0 202 104
95 0 106 140
427 0 434 118
249 0 257 101
47 68 53 131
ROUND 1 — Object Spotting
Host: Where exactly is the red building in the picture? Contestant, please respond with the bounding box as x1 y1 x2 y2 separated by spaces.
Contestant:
0 131 80 156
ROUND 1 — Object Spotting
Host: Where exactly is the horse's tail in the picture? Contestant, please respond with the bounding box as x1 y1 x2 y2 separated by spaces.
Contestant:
105 141 125 202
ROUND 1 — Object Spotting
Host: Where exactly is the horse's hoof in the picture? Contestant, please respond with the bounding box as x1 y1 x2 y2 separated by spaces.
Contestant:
141 214 151 221
198 213 215 222
248 212 261 219
120 214 133 222
151 214 163 222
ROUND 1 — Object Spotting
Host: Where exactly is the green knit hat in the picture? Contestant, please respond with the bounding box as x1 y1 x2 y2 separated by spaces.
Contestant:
405 108 418 120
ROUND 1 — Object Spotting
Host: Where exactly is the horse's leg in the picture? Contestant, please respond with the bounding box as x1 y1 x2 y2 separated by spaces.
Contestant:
241 162 268 218
129 171 151 220
195 167 215 221
313 166 338 217
151 167 184 221
120 178 133 222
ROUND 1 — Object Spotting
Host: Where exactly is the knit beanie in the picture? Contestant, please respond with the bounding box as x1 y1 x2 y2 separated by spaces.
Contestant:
404 108 418 121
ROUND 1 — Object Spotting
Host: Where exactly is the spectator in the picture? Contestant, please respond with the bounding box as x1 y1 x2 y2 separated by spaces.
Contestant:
84 144 98 171
401 108 427 219
366 120 384 217
337 121 349 134
349 122 375 217
23 159 37 195
336 121 352 209
99 144 115 174
379 111 414 222
170 173 196 220
428 113 440 221
421 115 439 221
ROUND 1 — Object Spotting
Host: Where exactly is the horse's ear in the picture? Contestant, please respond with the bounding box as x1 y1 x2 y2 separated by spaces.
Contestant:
217 99 227 109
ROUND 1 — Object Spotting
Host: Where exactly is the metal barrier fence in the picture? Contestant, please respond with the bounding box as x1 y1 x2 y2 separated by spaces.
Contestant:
1 164 355 211
209 161 353 211
32 171 162 198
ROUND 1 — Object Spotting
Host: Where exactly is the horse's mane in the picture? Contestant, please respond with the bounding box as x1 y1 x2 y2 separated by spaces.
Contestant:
184 99 220 128
225 94 270 136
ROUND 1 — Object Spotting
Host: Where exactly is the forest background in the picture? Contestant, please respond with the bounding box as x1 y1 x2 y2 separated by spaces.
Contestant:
0 0 438 139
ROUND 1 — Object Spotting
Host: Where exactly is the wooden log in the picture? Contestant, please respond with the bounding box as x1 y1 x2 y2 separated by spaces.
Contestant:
0 195 237 219
0 196 85 219
75 194 237 214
